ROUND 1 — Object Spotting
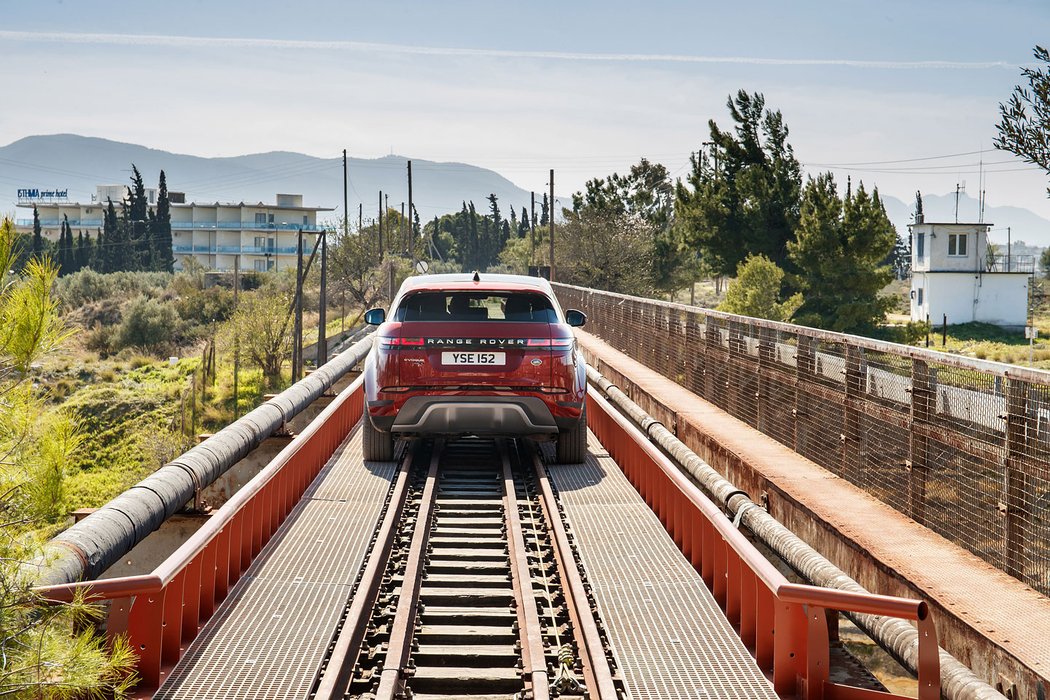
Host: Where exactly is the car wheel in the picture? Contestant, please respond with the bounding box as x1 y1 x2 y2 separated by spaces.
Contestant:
362 401 395 461
556 403 588 464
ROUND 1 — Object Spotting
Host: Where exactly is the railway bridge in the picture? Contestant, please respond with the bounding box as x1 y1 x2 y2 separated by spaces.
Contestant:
35 284 1050 700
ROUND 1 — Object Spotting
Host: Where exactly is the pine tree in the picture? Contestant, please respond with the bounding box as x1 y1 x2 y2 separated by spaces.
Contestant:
519 207 530 238
540 193 549 227
152 170 175 272
788 174 896 333
675 91 802 277
31 205 43 258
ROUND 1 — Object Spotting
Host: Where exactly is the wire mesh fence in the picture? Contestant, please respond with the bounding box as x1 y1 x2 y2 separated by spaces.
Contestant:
555 282 1050 595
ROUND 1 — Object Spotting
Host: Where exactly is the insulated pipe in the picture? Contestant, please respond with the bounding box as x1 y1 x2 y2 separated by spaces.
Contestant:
37 335 375 586
586 365 1005 700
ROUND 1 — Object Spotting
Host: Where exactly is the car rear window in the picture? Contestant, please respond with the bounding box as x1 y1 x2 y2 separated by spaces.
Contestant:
395 292 557 322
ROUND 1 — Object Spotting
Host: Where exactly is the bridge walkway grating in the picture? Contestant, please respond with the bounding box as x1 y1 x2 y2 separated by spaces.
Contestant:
546 432 779 700
153 426 396 700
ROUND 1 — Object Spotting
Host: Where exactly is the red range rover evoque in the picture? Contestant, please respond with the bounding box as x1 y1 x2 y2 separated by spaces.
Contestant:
361 272 588 463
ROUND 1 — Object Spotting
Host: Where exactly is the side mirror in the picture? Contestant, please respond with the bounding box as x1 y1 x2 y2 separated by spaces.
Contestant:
565 309 586 328
364 308 386 325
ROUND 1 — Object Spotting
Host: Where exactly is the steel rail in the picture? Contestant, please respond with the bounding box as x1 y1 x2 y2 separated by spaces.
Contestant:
312 446 415 700
499 441 551 700
530 448 620 699
374 441 441 700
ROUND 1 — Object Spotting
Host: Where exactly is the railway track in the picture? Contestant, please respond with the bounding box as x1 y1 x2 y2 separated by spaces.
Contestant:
313 438 621 699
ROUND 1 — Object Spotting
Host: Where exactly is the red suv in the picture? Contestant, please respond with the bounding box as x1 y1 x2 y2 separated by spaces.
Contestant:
361 273 588 463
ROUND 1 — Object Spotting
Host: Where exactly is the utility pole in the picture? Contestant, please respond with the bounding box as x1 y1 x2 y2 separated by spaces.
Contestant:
342 149 349 238
549 169 555 282
401 202 406 255
530 191 536 268
318 230 328 366
407 160 414 255
294 228 304 381
378 191 384 261
358 203 363 232
1008 226 1012 272
233 254 240 419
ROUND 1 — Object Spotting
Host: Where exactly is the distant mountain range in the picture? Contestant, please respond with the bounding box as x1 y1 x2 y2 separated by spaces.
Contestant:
3 134 1049 247
0 134 542 227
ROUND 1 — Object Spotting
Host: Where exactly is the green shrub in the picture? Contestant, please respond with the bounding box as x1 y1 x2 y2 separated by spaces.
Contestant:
56 269 172 309
175 285 235 326
117 296 179 349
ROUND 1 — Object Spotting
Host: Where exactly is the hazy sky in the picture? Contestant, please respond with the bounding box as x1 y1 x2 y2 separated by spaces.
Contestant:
2 0 1050 217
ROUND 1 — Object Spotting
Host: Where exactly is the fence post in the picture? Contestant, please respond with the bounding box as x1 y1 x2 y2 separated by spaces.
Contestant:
1004 378 1030 579
757 325 775 434
843 345 865 479
795 335 815 455
704 317 721 404
908 359 933 524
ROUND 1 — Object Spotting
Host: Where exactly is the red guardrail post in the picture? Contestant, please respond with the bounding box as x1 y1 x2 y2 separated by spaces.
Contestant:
774 600 806 697
181 556 202 642
128 588 166 687
162 573 183 665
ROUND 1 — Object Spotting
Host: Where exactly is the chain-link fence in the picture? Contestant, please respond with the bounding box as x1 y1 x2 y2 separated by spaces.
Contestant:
555 282 1050 595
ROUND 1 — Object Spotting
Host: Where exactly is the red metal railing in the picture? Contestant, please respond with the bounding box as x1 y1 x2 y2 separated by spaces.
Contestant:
586 387 941 700
36 378 365 690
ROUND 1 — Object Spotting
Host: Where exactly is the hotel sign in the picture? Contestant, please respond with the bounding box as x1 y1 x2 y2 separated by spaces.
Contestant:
17 188 69 202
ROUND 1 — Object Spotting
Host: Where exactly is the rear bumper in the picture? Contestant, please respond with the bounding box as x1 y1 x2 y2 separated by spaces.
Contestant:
377 395 560 436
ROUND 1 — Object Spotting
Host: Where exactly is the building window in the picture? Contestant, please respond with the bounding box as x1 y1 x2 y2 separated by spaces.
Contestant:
916 287 924 306
303 215 308 226
254 259 267 272
916 233 925 261
948 233 967 256
254 213 266 225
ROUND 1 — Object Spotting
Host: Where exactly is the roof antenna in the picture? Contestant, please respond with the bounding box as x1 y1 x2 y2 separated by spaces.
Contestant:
472 270 480 282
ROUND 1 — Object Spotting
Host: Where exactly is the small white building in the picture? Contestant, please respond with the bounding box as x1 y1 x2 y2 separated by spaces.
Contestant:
16 186 332 272
909 218 1030 329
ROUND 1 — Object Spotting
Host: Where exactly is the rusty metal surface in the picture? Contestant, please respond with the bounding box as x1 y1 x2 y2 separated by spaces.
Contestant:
546 433 779 700
154 427 395 699
553 283 1050 598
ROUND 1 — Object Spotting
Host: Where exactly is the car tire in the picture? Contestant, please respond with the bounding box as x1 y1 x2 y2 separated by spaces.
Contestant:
556 403 588 464
362 403 396 461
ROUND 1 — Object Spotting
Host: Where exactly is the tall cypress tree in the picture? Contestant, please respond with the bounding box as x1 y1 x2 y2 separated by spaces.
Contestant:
93 227 105 271
540 193 549 226
75 231 87 271
57 215 72 275
127 165 149 269
103 198 121 273
152 170 174 272
31 205 43 258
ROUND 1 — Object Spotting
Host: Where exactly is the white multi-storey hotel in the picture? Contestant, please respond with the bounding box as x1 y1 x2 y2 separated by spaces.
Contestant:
16 186 332 272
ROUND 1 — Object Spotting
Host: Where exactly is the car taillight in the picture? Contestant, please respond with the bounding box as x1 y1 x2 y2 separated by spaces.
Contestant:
379 336 424 349
525 338 574 349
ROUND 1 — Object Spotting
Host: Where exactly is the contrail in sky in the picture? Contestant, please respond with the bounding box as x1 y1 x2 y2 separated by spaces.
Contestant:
0 30 1025 69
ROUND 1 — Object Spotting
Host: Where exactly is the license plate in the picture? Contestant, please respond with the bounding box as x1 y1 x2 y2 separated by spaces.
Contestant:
441 351 506 366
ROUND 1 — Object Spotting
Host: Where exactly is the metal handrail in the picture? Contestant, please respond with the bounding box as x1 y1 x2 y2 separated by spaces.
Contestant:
552 282 1050 386
586 387 940 700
